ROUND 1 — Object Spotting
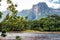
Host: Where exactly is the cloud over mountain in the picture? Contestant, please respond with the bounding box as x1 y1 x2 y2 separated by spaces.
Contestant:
0 0 60 11
49 0 60 4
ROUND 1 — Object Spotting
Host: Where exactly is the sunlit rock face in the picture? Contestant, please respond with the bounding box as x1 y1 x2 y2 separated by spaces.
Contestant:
17 2 60 20
32 5 40 19
19 2 49 20
29 2 50 20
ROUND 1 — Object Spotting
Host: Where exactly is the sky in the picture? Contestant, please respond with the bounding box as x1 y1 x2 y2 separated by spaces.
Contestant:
0 0 60 12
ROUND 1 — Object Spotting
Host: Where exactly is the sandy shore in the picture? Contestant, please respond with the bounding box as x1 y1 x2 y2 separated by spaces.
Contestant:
8 31 60 34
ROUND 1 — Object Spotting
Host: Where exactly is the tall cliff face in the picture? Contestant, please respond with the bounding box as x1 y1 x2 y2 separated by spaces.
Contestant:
18 2 47 20
32 2 49 19
3 2 60 20
18 2 50 20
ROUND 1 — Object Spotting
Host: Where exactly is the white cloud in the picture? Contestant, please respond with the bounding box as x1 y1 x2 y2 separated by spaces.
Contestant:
54 0 59 2
16 0 45 11
0 0 60 11
46 1 60 9
51 0 59 3
0 0 8 11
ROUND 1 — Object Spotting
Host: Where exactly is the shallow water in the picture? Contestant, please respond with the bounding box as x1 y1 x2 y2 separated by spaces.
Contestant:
1 33 60 40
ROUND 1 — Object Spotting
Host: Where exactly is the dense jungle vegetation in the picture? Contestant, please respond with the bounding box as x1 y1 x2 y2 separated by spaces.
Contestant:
0 0 60 32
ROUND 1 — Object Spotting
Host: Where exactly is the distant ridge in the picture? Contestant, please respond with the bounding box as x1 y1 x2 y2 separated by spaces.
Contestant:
2 2 60 20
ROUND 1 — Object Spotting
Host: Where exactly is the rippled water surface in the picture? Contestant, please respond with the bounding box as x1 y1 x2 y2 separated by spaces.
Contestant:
1 33 60 40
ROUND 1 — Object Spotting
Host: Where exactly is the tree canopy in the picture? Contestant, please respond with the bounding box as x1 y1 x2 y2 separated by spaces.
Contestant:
0 0 60 32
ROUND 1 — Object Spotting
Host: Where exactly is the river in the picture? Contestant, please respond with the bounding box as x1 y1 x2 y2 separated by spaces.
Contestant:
0 33 60 40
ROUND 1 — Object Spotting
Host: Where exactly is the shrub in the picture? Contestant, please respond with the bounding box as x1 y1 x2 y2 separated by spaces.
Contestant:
1 30 7 37
16 36 21 40
1 33 6 37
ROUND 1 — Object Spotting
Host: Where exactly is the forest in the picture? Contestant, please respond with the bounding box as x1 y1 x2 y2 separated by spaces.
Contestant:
0 0 60 32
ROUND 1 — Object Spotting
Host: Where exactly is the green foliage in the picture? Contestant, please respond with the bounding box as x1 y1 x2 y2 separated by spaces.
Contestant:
1 30 6 33
1 30 6 37
1 13 60 32
0 11 2 18
0 0 60 32
1 33 6 37
15 4 17 7
7 0 12 4
16 36 21 40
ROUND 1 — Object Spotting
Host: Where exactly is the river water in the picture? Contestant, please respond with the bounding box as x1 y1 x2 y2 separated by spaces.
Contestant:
0 33 60 40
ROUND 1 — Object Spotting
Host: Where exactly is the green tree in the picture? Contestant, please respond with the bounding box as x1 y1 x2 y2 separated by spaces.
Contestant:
0 11 2 18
